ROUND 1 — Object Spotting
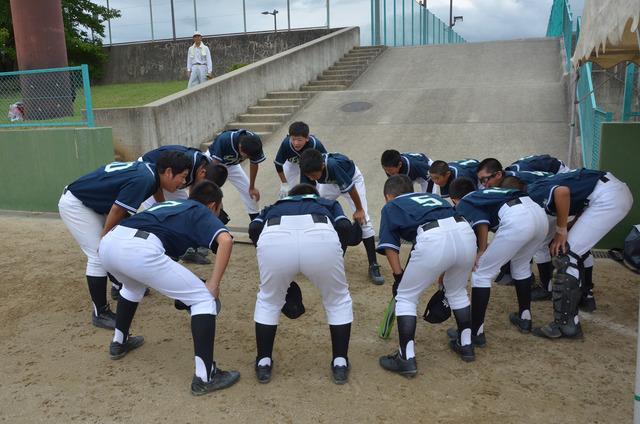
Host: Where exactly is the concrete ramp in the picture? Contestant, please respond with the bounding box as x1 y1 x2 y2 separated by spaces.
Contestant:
223 38 569 232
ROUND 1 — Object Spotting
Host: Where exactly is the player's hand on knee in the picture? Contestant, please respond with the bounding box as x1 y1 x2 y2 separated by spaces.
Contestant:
205 279 220 299
473 250 485 271
249 187 261 202
353 209 365 225
278 183 289 199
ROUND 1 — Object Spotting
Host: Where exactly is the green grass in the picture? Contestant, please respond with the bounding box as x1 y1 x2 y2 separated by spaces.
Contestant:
90 80 187 108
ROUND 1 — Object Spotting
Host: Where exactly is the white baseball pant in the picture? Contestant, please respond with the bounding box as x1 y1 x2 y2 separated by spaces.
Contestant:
202 152 259 215
472 196 549 288
283 160 301 186
188 64 208 88
317 166 375 239
254 215 353 326
395 217 477 316
58 189 107 277
99 225 217 315
533 215 557 264
565 172 633 278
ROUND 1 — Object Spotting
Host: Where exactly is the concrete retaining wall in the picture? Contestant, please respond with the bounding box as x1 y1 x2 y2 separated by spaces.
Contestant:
94 27 360 160
0 127 114 212
100 28 337 84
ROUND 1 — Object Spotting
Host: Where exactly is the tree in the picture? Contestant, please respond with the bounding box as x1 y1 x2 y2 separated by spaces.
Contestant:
0 0 120 80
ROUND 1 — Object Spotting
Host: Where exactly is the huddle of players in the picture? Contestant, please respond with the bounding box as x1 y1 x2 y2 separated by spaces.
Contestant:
59 120 633 394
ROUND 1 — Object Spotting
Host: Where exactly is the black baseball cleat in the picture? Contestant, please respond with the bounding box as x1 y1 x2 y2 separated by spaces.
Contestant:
110 285 120 301
448 339 475 362
509 312 532 333
92 304 117 329
446 327 487 347
579 290 597 313
532 321 583 339
331 362 350 385
255 360 272 384
190 365 240 396
531 285 552 301
368 264 384 285
109 335 145 360
494 270 514 286
379 351 417 377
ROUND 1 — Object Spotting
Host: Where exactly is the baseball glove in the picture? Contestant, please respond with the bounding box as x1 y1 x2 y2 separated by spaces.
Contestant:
281 281 305 319
423 288 451 323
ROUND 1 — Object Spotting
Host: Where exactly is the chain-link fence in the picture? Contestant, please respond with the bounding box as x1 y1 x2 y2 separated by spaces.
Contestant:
0 65 94 128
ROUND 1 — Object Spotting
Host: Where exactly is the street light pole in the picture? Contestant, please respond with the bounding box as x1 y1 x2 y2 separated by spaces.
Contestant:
262 10 279 34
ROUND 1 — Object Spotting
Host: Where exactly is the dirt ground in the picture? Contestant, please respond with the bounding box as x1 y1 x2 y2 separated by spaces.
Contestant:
1 213 639 423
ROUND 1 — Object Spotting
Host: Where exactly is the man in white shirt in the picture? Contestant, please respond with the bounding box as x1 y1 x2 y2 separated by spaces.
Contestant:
187 31 212 88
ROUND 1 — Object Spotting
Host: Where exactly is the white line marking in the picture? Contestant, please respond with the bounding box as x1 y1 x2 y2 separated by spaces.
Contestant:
580 312 637 338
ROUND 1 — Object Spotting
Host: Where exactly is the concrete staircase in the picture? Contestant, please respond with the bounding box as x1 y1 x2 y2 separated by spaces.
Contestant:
301 46 386 92
200 46 386 150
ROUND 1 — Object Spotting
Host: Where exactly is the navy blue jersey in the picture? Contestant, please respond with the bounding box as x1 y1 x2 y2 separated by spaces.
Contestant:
309 153 357 193
120 199 229 259
505 170 553 185
392 153 433 181
142 145 210 187
377 193 457 253
274 135 327 167
253 194 349 226
440 159 479 197
506 154 563 174
526 168 606 216
455 188 527 231
67 161 158 215
208 129 266 166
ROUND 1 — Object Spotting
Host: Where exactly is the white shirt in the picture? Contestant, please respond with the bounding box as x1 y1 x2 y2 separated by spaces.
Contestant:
187 43 213 74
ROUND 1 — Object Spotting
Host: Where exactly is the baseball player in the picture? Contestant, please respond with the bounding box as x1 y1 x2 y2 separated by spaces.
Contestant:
248 183 356 384
299 149 384 285
58 152 192 329
476 157 554 287
274 121 328 197
137 145 229 266
505 154 571 174
206 129 265 220
380 150 435 193
447 177 548 346
377 175 477 376
428 159 480 198
515 169 633 338
99 181 240 395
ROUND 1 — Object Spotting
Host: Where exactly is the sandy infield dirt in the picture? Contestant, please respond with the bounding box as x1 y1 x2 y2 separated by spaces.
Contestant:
1 213 639 423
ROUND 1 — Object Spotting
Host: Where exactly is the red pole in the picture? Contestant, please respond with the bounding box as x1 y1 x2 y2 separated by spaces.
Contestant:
10 0 68 70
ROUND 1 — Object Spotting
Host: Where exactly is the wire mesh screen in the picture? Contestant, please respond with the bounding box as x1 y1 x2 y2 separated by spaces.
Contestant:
0 65 94 128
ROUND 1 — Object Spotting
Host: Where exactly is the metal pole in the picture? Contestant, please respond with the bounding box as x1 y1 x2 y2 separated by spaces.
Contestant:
402 0 405 46
149 0 154 40
274 13 277 33
393 0 396 46
449 0 453 27
106 0 113 45
243 0 247 33
374 0 380 45
383 0 387 45
193 0 198 30
327 0 330 28
371 0 374 45
567 69 577 167
287 0 291 30
81 64 95 127
411 0 414 45
170 0 176 40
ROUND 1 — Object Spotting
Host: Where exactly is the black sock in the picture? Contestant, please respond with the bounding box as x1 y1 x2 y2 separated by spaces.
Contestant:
255 323 277 361
452 306 472 345
514 277 532 317
115 296 138 343
583 266 593 292
501 262 511 275
191 314 216 381
86 275 108 312
471 287 491 336
362 236 377 266
107 273 122 290
396 315 416 359
329 323 351 362
537 262 553 292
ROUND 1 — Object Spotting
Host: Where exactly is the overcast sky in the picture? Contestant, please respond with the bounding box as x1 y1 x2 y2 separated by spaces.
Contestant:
95 0 585 45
